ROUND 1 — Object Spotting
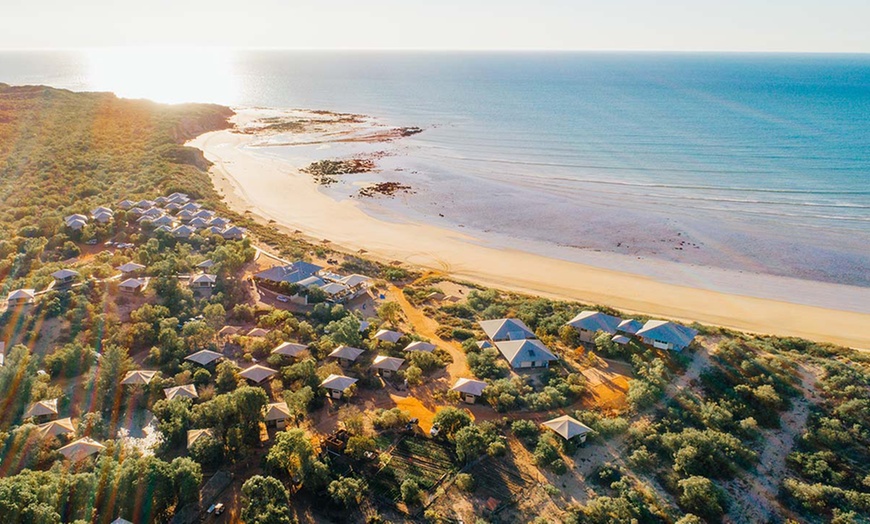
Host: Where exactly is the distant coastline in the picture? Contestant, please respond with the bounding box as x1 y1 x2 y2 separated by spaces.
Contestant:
188 108 870 349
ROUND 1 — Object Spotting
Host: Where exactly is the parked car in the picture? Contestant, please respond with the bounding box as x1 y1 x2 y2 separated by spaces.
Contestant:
276 295 290 303
85 238 98 245
429 423 441 438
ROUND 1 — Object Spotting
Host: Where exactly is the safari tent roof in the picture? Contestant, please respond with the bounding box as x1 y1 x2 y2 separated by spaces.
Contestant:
264 402 291 421
374 329 402 343
478 318 535 341
117 262 145 273
51 269 80 280
121 370 157 385
403 340 436 353
239 364 277 384
190 273 217 284
451 378 488 397
38 417 75 438
272 342 308 358
196 259 215 269
59 437 105 461
372 355 405 372
164 384 198 401
218 326 242 336
246 328 270 338
24 398 59 418
8 289 36 301
542 415 592 440
320 374 358 392
494 339 558 367
566 311 622 334
187 428 215 448
329 345 365 362
110 518 134 524
119 278 145 290
636 320 698 348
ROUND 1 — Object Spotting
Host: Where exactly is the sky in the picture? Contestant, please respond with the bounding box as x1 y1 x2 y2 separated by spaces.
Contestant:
1 0 869 53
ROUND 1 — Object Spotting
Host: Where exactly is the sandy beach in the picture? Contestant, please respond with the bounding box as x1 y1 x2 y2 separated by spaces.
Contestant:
188 110 870 349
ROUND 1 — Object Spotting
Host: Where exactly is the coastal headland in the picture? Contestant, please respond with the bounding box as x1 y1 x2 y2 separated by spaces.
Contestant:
188 109 870 349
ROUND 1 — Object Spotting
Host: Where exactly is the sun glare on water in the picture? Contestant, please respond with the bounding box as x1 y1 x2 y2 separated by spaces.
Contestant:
84 48 239 105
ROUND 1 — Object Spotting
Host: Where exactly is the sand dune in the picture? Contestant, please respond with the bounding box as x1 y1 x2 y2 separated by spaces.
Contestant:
188 114 870 349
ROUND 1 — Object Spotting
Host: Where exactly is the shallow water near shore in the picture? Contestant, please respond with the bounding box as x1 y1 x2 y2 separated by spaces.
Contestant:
4 49 868 286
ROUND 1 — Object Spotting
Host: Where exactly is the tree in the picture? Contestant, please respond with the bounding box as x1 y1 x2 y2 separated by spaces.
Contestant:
328 476 366 507
677 476 727 520
215 361 240 393
266 429 328 489
325 315 362 347
152 398 192 449
454 425 488 463
170 457 203 507
345 435 377 461
400 478 423 505
377 301 402 325
0 345 36 429
432 407 473 441
241 475 294 524
95 344 132 414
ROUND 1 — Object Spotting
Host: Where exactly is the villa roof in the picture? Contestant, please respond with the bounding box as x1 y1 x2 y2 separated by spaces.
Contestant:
121 370 157 385
254 261 322 284
374 329 402 343
38 417 75 438
187 428 214 448
320 282 349 295
208 217 231 227
451 378 488 397
636 320 698 348
239 364 277 383
612 335 631 345
264 402 291 421
338 274 371 287
24 398 59 418
542 415 592 440
320 374 357 391
117 262 145 273
329 345 365 362
403 340 436 353
184 349 223 366
479 318 535 341
164 384 198 401
494 339 558 367
567 311 622 335
298 276 325 288
59 437 105 461
617 319 644 335
272 342 308 357
51 269 80 280
372 355 405 371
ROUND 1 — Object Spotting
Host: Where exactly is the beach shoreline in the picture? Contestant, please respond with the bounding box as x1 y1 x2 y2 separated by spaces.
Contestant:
187 109 870 349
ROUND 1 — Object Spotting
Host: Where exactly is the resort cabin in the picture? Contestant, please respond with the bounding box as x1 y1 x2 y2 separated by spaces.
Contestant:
121 370 157 385
371 355 405 377
403 340 436 353
264 402 291 429
171 225 195 239
272 342 308 359
636 320 698 352
218 326 242 338
66 218 87 231
165 202 182 212
239 364 277 384
135 200 154 210
254 261 323 286
222 226 246 240
188 217 208 229
117 262 146 276
374 329 402 344
494 339 558 369
92 211 114 224
187 429 215 449
193 209 215 220
142 209 162 219
24 398 59 419
119 278 146 294
7 289 36 306
154 196 169 206
479 318 535 342
164 384 198 401
117 200 135 210
246 328 270 338
205 226 226 236
565 311 623 343
542 415 593 444
180 202 202 212
38 417 75 438
208 217 231 228
328 345 365 367
320 374 358 399
51 269 80 286
189 273 217 289
184 349 223 367
64 214 88 225
451 378 488 404
151 215 175 227
196 259 215 270
177 210 195 222
128 207 146 217
59 437 105 461
167 192 190 204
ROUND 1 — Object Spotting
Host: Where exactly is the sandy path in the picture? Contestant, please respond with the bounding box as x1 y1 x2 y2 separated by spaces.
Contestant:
187 127 870 350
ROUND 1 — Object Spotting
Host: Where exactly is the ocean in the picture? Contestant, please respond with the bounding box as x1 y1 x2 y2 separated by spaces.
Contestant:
2 50 868 285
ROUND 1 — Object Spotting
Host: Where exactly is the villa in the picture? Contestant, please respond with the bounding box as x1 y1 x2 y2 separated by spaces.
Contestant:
494 339 558 369
636 320 698 352
565 311 623 343
254 261 323 286
117 262 145 276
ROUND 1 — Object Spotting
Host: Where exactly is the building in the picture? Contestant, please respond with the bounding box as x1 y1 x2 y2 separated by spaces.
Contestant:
38 417 75 438
24 399 59 419
197 259 215 270
403 341 436 353
171 225 196 239
565 311 623 343
542 415 593 444
272 342 308 359
479 318 535 342
239 364 277 384
374 329 402 344
92 211 114 224
59 437 105 461
189 273 217 289
51 269 80 285
119 278 146 294
636 320 698 352
164 384 198 401
117 262 145 276
7 289 36 306
320 374 358 399
246 328 270 338
264 402 291 429
328 345 365 367
185 349 223 366
66 218 87 231
121 370 157 385
117 200 135 210
218 326 242 338
371 355 404 377
494 339 558 369
188 217 208 229
254 261 323 286
451 378 488 404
